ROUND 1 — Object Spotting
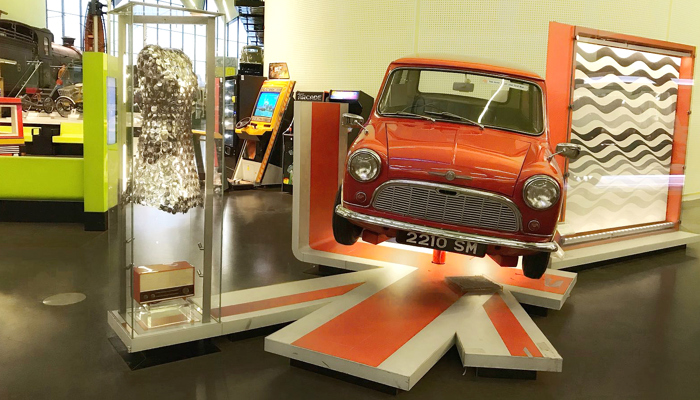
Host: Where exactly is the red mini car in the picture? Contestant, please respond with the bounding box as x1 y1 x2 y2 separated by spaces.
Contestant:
333 55 581 279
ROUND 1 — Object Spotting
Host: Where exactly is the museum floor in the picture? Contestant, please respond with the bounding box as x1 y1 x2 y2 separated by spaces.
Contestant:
1 190 699 400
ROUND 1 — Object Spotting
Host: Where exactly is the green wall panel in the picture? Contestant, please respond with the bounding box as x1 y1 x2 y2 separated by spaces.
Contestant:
83 52 120 213
0 157 84 200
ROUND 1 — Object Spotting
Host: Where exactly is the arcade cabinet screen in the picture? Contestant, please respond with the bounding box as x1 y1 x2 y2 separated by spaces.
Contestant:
253 92 281 119
330 90 360 101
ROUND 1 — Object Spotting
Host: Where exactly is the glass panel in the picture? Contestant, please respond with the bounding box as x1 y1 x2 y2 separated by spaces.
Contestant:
565 41 680 233
108 2 223 343
47 0 63 12
64 0 82 15
195 61 205 86
183 32 195 62
196 33 206 63
132 24 144 55
47 11 63 40
171 30 183 49
378 68 544 135
64 14 82 42
145 26 158 46
158 27 170 48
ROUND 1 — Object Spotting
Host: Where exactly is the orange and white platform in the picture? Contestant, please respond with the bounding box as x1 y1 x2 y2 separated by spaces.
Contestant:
263 101 576 390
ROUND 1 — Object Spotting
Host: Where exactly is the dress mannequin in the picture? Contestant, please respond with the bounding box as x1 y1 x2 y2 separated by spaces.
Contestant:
130 45 202 214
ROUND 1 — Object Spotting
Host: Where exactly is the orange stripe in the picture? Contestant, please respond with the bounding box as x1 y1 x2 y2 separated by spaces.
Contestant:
212 282 364 318
292 263 464 367
483 293 542 357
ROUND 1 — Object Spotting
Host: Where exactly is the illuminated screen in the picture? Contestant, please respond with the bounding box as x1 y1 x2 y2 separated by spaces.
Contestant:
330 90 359 101
107 77 117 145
253 92 281 118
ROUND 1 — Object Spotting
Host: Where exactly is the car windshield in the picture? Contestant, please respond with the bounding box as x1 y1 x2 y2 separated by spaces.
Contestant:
378 68 545 135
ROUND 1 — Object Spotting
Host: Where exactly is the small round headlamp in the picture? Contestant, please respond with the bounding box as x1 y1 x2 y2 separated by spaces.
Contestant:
348 149 381 182
523 175 560 210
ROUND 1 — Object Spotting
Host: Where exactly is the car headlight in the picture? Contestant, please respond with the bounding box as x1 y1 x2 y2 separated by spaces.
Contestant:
347 149 381 182
523 175 560 210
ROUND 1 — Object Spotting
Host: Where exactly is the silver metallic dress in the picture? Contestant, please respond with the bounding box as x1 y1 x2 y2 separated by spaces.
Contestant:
130 45 202 214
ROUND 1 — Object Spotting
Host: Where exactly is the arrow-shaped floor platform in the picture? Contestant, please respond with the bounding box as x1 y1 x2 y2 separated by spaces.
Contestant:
266 257 575 391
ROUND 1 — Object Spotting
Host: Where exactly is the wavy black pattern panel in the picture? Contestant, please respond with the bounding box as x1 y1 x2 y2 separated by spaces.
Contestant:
564 41 680 233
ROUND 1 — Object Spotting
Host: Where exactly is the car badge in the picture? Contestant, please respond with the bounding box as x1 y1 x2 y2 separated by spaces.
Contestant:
428 170 473 181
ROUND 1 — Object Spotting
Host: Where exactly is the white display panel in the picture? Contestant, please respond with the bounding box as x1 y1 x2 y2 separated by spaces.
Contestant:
565 41 681 233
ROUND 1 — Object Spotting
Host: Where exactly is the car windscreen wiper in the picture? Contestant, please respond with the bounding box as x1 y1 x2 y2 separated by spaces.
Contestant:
383 111 436 122
424 111 484 130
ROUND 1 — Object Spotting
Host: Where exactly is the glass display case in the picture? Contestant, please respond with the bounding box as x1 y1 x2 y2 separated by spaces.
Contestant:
106 2 227 352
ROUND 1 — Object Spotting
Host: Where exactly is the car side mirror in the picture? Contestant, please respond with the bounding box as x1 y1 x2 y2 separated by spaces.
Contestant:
341 113 364 128
549 143 582 161
341 113 369 135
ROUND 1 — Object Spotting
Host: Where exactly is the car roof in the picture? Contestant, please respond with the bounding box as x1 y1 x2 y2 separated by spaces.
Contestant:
390 53 543 81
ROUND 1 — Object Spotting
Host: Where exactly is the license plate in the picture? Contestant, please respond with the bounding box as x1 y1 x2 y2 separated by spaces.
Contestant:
396 231 487 257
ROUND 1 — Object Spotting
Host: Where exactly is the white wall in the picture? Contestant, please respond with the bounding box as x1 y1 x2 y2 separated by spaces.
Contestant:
0 0 46 28
266 0 700 198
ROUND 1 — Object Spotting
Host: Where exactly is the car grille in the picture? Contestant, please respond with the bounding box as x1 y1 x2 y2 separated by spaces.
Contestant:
372 181 520 233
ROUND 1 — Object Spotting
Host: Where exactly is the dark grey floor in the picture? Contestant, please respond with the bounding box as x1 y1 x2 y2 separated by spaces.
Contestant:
1 191 699 400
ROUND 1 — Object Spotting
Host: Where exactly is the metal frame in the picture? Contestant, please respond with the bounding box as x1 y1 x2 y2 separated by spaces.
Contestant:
109 1 222 339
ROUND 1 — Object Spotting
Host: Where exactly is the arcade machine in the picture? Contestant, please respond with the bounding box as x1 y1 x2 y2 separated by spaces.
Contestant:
327 90 373 145
280 118 295 194
281 91 327 194
231 63 294 188
223 74 266 181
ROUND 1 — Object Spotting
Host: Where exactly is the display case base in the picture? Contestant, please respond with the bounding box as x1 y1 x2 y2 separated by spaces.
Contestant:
552 230 700 270
108 335 219 370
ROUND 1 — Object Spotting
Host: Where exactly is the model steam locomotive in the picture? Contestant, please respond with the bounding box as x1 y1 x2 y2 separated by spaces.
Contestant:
0 19 83 107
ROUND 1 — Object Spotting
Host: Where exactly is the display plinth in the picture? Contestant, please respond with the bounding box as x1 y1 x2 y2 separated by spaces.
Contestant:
552 230 700 270
261 100 577 391
133 299 200 330
265 262 568 391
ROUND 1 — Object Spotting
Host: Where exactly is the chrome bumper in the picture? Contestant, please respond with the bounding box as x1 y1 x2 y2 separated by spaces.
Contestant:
335 205 558 253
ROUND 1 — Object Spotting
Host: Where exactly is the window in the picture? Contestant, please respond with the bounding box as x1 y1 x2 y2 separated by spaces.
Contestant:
46 0 244 85
378 68 544 135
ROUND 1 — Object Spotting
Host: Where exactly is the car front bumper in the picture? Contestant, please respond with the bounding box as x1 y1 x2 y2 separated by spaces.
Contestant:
335 205 559 253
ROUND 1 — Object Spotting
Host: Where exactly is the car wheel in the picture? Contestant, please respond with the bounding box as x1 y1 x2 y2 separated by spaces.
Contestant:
522 252 550 279
332 188 362 245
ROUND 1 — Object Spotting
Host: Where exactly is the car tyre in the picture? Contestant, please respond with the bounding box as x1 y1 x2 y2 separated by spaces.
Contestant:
332 188 362 245
522 252 550 279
